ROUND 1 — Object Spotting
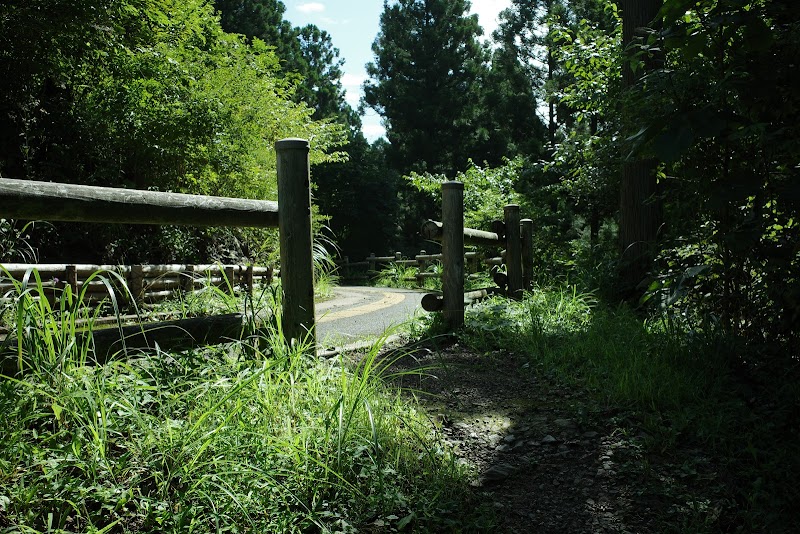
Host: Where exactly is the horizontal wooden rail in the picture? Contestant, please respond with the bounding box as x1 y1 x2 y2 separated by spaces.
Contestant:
0 263 271 276
0 263 274 308
0 178 279 228
421 219 501 248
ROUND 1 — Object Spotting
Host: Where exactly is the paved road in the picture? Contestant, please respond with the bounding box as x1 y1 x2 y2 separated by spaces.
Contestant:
316 286 426 351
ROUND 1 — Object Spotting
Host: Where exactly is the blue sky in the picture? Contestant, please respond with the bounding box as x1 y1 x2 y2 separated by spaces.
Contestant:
283 0 511 142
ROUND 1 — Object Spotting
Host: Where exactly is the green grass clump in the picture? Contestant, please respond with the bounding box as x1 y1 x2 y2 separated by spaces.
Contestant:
0 271 487 533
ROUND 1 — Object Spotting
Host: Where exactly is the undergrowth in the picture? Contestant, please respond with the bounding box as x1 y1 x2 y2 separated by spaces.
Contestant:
421 285 800 532
0 270 489 533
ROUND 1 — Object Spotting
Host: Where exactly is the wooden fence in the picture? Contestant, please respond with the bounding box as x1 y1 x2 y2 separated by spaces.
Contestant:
0 138 316 368
0 263 273 306
421 181 534 328
334 180 532 330
338 250 482 285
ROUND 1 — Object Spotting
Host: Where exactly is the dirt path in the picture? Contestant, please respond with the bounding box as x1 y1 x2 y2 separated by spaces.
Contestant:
386 341 726 533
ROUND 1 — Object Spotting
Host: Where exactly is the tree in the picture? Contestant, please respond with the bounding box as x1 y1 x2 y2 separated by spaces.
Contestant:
625 0 800 340
0 0 347 263
363 0 489 176
617 0 663 297
213 0 356 126
550 9 623 246
476 40 548 164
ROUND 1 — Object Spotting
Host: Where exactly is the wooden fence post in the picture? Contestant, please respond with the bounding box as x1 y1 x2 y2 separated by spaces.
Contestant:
224 266 236 297
276 138 315 348
65 265 78 296
504 204 523 299
416 250 426 287
130 265 144 305
442 181 464 328
245 265 254 297
368 253 376 272
521 218 534 292
183 265 196 292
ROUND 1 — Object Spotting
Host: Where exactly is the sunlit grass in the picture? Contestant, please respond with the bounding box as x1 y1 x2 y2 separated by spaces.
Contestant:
0 269 487 532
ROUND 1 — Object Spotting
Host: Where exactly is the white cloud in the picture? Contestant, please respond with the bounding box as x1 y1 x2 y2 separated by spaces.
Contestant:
341 73 366 88
341 73 367 107
362 122 386 142
297 2 325 14
470 0 511 39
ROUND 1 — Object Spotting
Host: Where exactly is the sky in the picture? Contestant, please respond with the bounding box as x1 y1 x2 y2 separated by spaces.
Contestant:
284 0 511 143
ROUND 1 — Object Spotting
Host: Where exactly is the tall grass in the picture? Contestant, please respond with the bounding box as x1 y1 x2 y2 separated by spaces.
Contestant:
0 270 486 532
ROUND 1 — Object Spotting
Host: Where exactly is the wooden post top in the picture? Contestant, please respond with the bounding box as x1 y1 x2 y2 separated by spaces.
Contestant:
442 180 464 190
275 138 310 150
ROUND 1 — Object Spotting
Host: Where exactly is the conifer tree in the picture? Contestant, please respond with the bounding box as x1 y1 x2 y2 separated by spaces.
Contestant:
363 0 488 176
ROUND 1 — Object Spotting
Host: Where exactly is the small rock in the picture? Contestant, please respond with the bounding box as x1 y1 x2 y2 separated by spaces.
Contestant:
541 435 559 444
503 434 516 443
558 445 569 453
495 444 511 452
483 463 515 483
583 431 599 439
554 418 575 428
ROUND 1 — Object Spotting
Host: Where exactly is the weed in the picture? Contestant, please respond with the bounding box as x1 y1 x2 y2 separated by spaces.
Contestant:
0 268 486 532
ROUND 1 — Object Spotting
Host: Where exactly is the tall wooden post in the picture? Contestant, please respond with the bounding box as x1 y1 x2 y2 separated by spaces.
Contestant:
504 204 523 299
521 218 534 292
442 181 464 328
276 138 315 348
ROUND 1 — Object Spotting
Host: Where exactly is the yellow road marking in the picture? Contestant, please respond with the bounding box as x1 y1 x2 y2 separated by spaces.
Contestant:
318 292 406 323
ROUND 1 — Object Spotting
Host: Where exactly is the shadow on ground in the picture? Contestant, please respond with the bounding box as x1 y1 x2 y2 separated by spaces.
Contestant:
380 339 724 534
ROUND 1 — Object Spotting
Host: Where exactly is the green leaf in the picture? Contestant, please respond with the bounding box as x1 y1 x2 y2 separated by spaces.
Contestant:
659 0 697 26
52 402 64 422
397 512 416 529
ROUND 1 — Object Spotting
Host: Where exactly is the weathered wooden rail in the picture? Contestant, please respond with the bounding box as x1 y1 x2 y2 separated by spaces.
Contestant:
0 263 273 306
0 138 316 372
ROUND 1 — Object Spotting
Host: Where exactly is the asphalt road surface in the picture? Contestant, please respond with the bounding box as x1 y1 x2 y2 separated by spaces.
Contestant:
316 286 426 351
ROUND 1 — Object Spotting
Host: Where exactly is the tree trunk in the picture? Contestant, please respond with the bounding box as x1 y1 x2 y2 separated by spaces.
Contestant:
618 0 663 298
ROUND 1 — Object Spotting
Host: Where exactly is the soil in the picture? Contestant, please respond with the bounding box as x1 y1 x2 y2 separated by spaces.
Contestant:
384 340 729 534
